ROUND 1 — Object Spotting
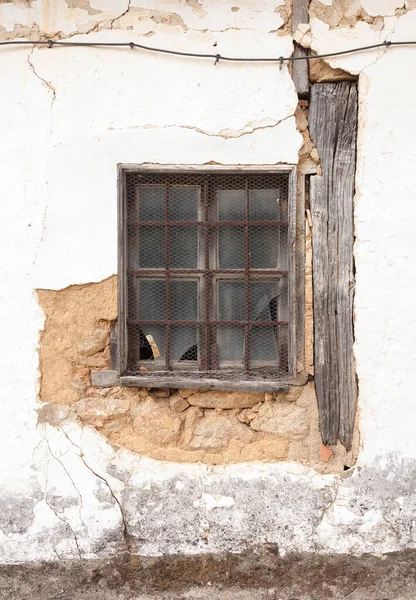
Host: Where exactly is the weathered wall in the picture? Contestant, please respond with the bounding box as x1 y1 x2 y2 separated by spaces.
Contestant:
1 0 416 564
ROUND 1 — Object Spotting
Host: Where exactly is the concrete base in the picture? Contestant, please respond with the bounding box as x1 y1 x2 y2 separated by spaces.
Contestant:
2 548 416 600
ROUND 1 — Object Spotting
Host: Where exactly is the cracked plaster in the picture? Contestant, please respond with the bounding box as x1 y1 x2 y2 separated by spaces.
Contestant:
0 0 416 565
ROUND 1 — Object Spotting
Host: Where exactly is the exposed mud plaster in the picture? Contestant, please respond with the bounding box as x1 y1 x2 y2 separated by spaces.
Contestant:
0 0 291 40
65 0 101 16
309 56 358 82
0 24 49 41
37 276 118 406
295 102 320 174
37 276 354 471
274 0 292 36
185 0 207 18
309 0 385 30
0 0 32 4
110 7 187 31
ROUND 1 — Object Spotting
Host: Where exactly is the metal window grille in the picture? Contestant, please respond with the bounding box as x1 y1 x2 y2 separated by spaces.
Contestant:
119 168 297 383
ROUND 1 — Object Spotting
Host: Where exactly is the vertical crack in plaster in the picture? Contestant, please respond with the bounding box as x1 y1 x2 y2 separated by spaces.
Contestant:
58 427 132 554
312 479 340 549
45 437 86 523
33 189 50 269
109 0 131 30
359 17 399 74
27 45 56 108
45 440 83 559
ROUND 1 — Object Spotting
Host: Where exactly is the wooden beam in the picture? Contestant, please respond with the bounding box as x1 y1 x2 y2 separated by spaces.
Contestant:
117 166 128 374
121 375 291 394
308 82 358 449
292 0 310 96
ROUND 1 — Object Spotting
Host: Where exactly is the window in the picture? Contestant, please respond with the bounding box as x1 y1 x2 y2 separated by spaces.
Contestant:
118 166 298 391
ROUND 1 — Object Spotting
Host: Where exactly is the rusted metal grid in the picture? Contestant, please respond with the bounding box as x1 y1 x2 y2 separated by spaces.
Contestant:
125 171 295 380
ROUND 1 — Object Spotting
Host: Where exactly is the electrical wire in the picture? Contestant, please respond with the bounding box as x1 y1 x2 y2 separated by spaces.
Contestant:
1 38 416 65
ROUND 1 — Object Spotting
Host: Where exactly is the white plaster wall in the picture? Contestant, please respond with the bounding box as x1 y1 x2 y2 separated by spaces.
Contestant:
1 0 416 563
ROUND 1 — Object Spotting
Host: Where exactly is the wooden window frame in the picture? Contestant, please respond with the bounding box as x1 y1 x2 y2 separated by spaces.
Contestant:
117 164 303 393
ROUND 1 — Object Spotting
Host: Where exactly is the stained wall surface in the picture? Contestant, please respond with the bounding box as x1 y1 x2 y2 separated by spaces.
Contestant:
1 0 416 563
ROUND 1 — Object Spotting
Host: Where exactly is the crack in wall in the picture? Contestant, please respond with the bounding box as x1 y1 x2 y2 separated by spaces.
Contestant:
312 478 340 549
57 426 133 554
27 45 56 104
107 116 293 140
45 440 83 559
33 186 50 270
109 0 131 30
358 17 398 73
45 437 86 525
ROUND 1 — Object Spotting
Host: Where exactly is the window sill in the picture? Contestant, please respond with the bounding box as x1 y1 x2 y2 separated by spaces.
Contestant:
91 369 308 393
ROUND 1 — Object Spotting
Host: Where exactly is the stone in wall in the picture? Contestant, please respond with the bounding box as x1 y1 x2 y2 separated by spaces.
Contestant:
187 391 263 409
188 414 256 451
308 0 385 30
250 402 309 439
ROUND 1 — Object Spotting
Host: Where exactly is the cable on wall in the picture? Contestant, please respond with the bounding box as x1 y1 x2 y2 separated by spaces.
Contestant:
1 38 416 65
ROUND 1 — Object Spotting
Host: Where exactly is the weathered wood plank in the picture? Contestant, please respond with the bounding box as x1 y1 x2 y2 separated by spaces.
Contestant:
117 166 128 374
121 376 291 394
292 0 309 96
308 81 358 449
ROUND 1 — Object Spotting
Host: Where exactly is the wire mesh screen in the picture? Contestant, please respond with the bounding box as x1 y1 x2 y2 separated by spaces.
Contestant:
125 171 294 380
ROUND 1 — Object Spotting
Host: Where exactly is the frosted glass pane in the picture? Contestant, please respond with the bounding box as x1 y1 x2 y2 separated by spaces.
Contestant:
218 189 245 221
171 280 198 320
218 226 244 269
137 280 166 320
218 281 245 321
138 227 165 268
249 189 280 220
249 326 277 361
170 226 198 268
137 185 164 221
217 326 244 363
169 185 199 221
249 226 282 269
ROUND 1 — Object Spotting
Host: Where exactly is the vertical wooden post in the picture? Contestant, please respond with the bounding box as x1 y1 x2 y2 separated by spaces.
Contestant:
308 82 358 449
292 0 309 97
117 166 128 375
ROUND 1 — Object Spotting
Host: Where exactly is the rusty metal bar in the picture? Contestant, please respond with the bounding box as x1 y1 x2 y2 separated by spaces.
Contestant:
128 269 289 276
128 320 289 326
244 179 250 373
164 184 171 370
129 220 288 227
203 179 211 370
